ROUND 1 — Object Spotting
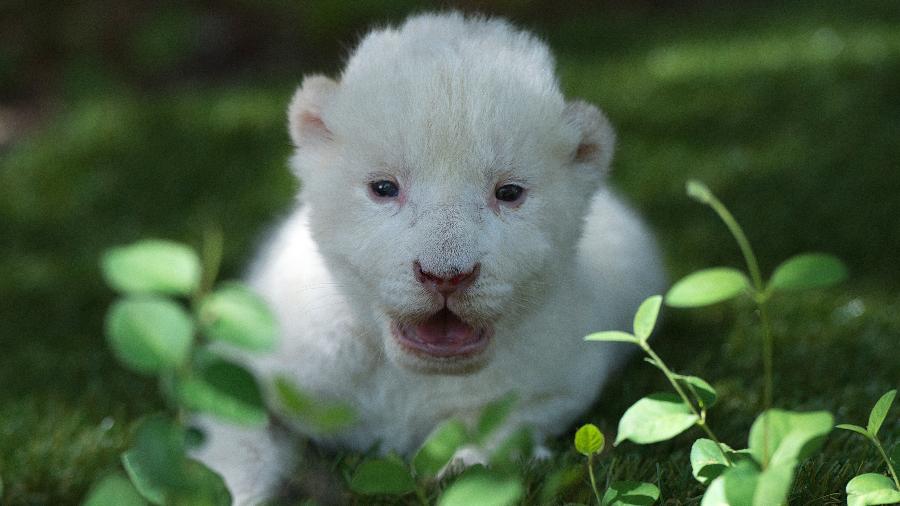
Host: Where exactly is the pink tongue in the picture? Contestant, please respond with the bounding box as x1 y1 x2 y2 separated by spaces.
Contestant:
414 309 477 346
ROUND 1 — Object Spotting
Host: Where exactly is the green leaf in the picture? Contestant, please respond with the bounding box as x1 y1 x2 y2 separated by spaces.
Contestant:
490 426 534 470
348 457 415 496
686 179 714 204
836 424 871 439
690 438 731 485
639 359 718 409
665 268 749 308
678 373 718 409
121 415 189 503
585 331 638 343
846 473 900 506
102 240 201 295
413 419 469 478
167 459 232 506
768 253 848 292
633 295 663 341
706 459 795 506
273 376 356 433
539 465 584 505
476 393 517 443
122 451 166 504
176 354 267 426
700 474 728 506
721 460 759 505
184 426 206 450
867 389 897 437
106 297 194 375
751 463 795 506
198 283 277 351
438 467 524 506
890 444 900 469
615 393 699 445
84 474 148 506
574 424 605 456
748 409 833 468
601 481 660 506
698 455 787 506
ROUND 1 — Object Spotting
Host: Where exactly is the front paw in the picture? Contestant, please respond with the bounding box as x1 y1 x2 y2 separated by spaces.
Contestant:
437 445 490 479
531 443 552 462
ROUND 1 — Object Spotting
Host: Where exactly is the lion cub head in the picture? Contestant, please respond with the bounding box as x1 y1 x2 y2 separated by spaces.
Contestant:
287 13 615 374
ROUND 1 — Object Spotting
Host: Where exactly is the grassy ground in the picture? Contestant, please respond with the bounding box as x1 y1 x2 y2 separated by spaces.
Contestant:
2 1 899 504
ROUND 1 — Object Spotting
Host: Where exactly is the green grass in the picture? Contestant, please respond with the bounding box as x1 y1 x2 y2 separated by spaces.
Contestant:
2 1 899 504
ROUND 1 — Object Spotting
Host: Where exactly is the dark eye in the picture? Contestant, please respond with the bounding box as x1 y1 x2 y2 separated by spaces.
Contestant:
495 184 524 203
370 180 399 198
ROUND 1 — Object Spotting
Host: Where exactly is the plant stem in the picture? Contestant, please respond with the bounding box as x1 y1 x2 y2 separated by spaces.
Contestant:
702 192 763 291
874 437 900 490
197 227 224 302
415 485 430 506
758 302 775 467
192 226 224 329
640 342 732 465
587 455 603 506
699 187 774 466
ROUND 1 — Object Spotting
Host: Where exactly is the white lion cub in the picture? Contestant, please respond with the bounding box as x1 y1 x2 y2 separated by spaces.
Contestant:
195 12 665 504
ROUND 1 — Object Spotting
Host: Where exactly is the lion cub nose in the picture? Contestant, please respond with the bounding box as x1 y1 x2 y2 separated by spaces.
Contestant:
414 261 480 295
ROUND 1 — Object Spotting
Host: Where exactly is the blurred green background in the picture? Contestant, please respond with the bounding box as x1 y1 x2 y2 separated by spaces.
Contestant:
1 0 898 504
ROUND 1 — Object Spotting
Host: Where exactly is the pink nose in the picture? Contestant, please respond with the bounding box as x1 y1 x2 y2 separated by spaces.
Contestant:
415 261 480 294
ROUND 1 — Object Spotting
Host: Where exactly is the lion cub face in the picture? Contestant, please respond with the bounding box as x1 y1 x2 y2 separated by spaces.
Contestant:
286 14 615 374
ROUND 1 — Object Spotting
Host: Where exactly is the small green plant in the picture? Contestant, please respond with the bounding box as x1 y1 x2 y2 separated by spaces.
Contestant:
84 235 350 505
347 394 530 506
675 181 847 417
585 180 849 505
837 389 900 505
84 236 276 504
573 423 660 505
590 293 835 504
78 237 257 504
588 295 729 452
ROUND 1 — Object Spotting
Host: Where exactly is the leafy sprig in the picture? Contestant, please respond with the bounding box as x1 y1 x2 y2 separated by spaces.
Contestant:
347 393 529 506
573 423 660 506
584 180 849 505
837 390 900 505
86 236 352 505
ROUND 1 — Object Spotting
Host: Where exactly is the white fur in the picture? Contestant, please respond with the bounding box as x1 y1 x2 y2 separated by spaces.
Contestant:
194 12 665 504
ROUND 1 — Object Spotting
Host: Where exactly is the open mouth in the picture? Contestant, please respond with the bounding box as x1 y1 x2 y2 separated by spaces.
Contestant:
392 308 490 358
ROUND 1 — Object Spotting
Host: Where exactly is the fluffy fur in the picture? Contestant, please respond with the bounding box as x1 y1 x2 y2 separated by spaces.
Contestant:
194 12 665 504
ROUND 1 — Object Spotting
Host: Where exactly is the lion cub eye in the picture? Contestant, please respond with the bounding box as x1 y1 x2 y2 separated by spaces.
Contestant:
369 180 400 199
495 184 525 203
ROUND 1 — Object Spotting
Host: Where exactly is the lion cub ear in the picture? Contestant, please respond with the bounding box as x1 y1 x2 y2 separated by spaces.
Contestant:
564 100 616 174
288 75 338 147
